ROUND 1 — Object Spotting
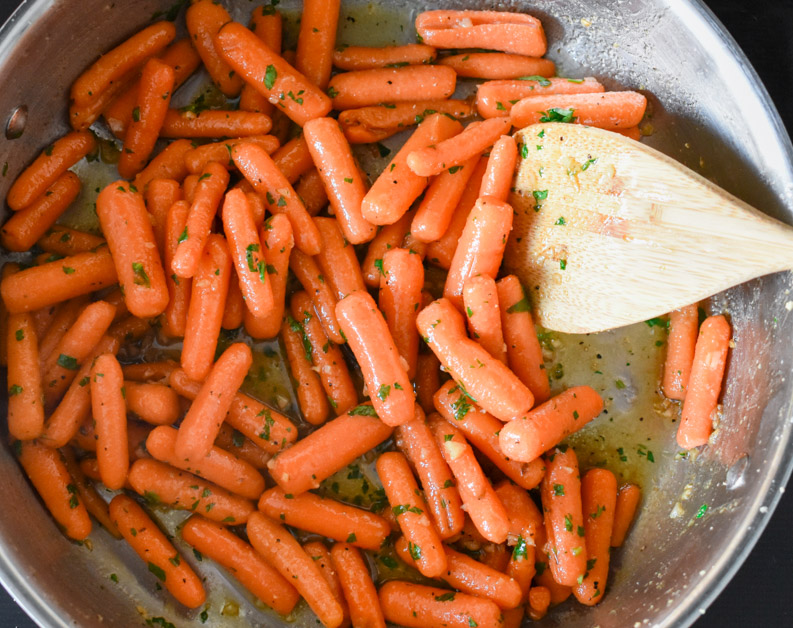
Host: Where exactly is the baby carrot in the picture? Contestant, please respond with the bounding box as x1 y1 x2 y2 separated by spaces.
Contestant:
677 315 731 449
60 447 119 538
185 0 244 97
133 139 192 191
267 404 393 495
176 342 253 460
540 446 587 587
379 248 423 380
162 200 191 338
376 451 447 578
379 581 502 628
17 441 91 540
7 313 44 439
160 109 272 138
330 543 386 628
439 52 554 79
499 386 603 462
313 217 366 300
238 7 283 116
510 91 648 130
361 211 413 288
108 315 151 344
212 427 267 471
527 587 551 621
615 126 642 140
118 58 174 179
144 178 182 258
434 381 546 490
0 263 18 366
533 517 573 605
124 381 180 426
476 77 604 119
304 117 376 244
68 73 136 131
481 135 517 201
128 458 255 524
215 22 332 126
573 468 617 605
182 174 199 203
7 131 95 211
37 226 104 257
663 305 698 400
290 250 344 343
181 516 299 615
222 271 245 330
96 182 169 318
336 291 414 426
272 135 314 184
463 274 508 363
495 480 544 597
417 298 534 421
394 410 465 540
91 353 129 490
304 542 352 628
109 494 205 608
233 141 322 255
415 352 441 414
69 21 175 106
497 275 550 403
296 169 329 215
247 512 345 628
259 487 390 550
333 44 437 71
611 483 642 547
362 113 462 226
328 65 456 111
444 196 513 309
122 360 178 383
291 291 358 415
295 0 340 89
429 416 511 543
184 135 280 174
282 314 331 425
1 172 81 252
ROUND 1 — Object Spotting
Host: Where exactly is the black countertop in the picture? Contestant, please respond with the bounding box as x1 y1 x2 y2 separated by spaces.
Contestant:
0 1 791 626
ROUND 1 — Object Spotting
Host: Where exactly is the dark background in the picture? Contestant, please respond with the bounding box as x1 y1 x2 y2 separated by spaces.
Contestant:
0 0 791 626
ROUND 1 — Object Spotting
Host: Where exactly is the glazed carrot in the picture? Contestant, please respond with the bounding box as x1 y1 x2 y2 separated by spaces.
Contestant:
144 178 181 258
573 468 617 605
495 480 544 597
133 139 192 191
333 44 437 71
169 368 298 455
663 305 698 400
182 517 299 615
361 211 412 288
414 352 441 414
304 542 352 628
418 298 533 421
527 587 551 621
475 77 604 118
268 405 393 495
481 134 518 201
1 173 81 252
338 100 473 144
7 313 44 439
60 447 119 538
615 126 642 140
124 381 180 425
182 174 199 204
118 59 174 179
330 543 386 628
90 353 129 490
222 188 274 317
17 441 91 540
160 109 272 138
379 581 502 628
233 141 322 255
444 196 513 309
376 452 447 577
304 118 376 244
37 226 104 257
37 300 88 365
312 217 366 301
99 287 129 322
282 314 331 425
214 424 272 470
0 264 18 366
497 275 550 403
238 7 283 117
291 291 358 415
295 0 339 89
104 38 202 139
328 65 456 111
289 250 344 343
184 135 280 174
394 411 465 540
185 0 244 97
222 271 245 330
294 169 328 215
128 458 254 524
362 113 462 226
70 21 176 106
69 71 137 131
161 200 191 338
463 274 507 363
511 91 648 130
108 315 151 343
272 135 314 184
540 446 587 586
434 381 545 490
533 517 573 605
216 22 333 126
336 291 414 425
379 248 423 379
428 416 510 543
677 315 731 449
7 132 95 211
416 10 546 56
611 483 641 547
176 342 253 460
259 487 390 549
123 360 179 383
439 52 554 79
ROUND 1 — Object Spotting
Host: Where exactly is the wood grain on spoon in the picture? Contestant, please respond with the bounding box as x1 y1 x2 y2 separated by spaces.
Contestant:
506 122 793 333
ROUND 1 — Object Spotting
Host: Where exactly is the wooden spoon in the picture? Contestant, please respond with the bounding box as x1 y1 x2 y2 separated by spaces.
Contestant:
505 122 793 333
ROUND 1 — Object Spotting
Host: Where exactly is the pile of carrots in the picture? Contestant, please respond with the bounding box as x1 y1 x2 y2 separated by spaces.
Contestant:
0 2 730 627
